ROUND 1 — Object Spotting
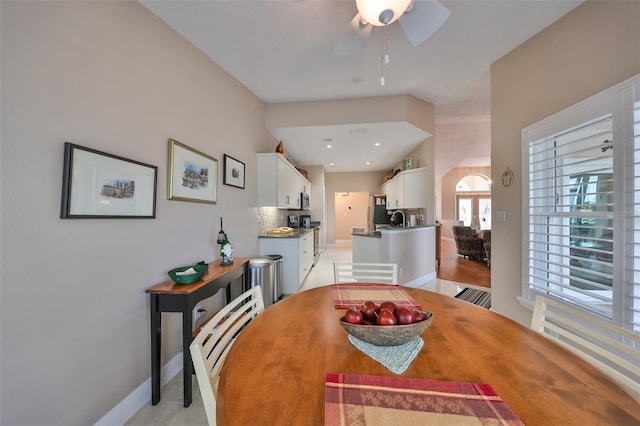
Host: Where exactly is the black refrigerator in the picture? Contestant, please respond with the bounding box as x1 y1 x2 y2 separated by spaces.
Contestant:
368 195 390 231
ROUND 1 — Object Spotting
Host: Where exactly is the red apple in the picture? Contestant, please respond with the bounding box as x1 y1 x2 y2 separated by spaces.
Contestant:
376 309 397 325
379 301 397 312
344 308 363 324
396 307 415 325
412 310 425 322
361 301 379 321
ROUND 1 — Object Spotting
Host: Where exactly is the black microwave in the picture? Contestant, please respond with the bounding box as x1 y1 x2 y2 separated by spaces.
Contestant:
300 192 310 210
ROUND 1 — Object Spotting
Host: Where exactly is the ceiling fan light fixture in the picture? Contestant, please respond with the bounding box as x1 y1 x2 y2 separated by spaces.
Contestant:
356 0 411 26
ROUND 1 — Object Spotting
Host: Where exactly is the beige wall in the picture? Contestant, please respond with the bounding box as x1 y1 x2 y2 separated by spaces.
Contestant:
334 192 370 241
1 2 271 424
490 0 640 325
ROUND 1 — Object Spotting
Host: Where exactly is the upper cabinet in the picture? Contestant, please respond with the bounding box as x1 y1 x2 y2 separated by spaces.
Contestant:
382 167 427 209
257 153 311 208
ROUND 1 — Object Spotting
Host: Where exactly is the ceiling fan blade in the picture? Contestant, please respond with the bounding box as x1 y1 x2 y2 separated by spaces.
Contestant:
333 13 372 56
399 0 450 47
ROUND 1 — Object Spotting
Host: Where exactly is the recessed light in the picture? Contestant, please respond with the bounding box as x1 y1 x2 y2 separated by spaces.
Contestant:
330 163 336 167
366 161 371 165
326 144 332 149
374 142 381 147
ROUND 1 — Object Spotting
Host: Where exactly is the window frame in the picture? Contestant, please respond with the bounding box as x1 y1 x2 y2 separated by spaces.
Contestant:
520 73 639 333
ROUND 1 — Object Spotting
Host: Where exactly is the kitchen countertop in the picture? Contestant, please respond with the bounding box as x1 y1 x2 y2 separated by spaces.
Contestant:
352 224 436 238
259 228 315 239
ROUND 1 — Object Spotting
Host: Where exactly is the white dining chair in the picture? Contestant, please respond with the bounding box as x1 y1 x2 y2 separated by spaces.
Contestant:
531 295 640 397
333 262 398 284
189 286 265 425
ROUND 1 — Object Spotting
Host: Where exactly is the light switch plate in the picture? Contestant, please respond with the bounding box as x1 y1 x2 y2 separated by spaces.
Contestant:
496 210 507 222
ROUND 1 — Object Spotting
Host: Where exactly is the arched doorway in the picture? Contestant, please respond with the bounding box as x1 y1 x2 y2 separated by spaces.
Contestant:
456 173 491 230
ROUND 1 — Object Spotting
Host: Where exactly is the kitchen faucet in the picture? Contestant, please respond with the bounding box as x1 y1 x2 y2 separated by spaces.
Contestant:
391 210 405 227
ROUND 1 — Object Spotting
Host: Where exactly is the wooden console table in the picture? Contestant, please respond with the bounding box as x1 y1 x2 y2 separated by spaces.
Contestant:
146 257 249 407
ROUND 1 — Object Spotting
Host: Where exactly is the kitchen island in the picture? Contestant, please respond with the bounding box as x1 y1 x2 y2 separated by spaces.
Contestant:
352 226 436 287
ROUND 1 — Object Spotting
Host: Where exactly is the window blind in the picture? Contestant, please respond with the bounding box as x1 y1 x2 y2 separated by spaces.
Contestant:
522 74 640 334
526 115 614 317
625 95 640 330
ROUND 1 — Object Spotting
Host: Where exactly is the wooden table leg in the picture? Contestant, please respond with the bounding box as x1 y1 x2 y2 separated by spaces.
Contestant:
182 308 194 407
150 295 161 405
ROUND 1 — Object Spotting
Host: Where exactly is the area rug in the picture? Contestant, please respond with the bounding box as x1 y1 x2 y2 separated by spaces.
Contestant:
331 284 421 309
324 373 523 426
455 287 491 309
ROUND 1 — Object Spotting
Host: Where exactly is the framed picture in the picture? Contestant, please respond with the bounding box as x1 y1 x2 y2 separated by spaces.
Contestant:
167 138 218 204
60 142 158 219
223 154 245 189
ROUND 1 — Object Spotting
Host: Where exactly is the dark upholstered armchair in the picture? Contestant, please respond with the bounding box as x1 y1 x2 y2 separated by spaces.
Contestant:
482 230 491 267
452 226 486 260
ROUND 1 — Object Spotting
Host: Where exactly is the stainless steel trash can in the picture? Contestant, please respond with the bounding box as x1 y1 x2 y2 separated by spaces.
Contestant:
249 257 274 307
265 254 283 303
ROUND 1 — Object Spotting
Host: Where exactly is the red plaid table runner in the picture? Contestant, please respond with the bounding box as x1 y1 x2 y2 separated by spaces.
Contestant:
325 373 523 425
331 284 422 309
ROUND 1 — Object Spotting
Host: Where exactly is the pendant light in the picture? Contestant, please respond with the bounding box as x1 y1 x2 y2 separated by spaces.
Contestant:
356 0 412 26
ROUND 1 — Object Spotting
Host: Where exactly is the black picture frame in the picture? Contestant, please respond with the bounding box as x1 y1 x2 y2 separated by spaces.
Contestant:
223 154 246 189
60 142 158 219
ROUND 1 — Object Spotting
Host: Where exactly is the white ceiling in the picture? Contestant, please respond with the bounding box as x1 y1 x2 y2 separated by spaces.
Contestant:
141 0 582 176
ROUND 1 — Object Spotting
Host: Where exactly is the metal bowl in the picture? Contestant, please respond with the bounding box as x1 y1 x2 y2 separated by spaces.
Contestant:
339 312 434 346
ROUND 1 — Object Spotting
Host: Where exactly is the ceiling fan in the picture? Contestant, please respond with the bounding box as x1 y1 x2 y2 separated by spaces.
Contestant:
334 0 451 56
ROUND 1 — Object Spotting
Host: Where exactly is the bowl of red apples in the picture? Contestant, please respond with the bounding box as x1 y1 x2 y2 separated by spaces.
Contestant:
339 300 433 346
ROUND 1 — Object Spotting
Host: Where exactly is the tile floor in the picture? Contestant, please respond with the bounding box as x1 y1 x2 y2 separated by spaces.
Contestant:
125 246 488 425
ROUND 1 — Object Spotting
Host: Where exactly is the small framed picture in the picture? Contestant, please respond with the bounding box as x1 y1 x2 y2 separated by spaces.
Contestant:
60 142 158 219
167 138 218 204
223 154 245 189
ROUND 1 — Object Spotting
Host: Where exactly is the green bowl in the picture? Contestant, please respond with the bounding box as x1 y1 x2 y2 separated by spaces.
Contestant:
167 264 208 284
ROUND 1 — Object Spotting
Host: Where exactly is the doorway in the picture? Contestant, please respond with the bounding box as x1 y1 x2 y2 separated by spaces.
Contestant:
334 192 369 248
455 174 491 230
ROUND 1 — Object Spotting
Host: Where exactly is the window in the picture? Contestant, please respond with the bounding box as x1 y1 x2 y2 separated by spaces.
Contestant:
456 174 492 229
521 73 640 334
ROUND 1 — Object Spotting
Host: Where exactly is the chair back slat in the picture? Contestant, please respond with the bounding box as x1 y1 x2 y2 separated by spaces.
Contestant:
333 262 398 284
190 286 265 425
531 295 640 398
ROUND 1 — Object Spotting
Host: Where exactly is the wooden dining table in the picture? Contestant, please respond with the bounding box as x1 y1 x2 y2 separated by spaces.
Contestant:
217 285 640 425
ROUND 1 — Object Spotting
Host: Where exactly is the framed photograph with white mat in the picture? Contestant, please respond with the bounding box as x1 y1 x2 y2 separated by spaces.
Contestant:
167 138 218 204
223 154 245 189
60 142 158 219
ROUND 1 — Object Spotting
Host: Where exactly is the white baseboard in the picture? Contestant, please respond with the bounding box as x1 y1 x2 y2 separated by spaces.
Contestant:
404 271 437 288
94 352 183 426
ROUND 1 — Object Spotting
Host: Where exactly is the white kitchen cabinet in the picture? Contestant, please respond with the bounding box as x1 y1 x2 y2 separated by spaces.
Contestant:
382 167 426 209
257 153 311 208
383 174 404 209
259 231 314 295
